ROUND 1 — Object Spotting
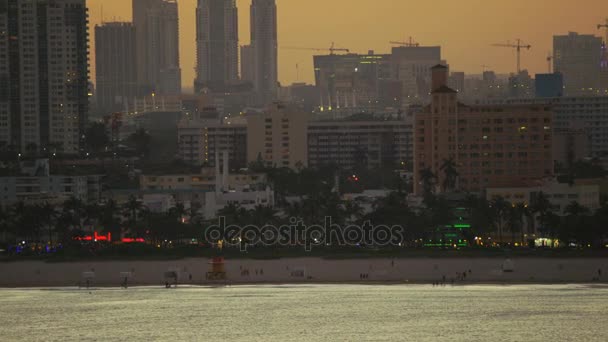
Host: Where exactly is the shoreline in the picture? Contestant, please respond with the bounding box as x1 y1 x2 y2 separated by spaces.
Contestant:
1 257 606 288
2 281 608 290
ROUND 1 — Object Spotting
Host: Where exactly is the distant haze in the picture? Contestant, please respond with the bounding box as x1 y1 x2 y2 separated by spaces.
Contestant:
88 0 608 88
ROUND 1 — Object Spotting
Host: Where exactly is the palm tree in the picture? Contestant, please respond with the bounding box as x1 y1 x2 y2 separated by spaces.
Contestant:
490 197 509 245
123 195 144 228
562 202 591 246
343 200 364 224
506 203 526 246
38 203 57 246
169 202 187 223
465 195 493 241
61 197 87 236
564 201 590 217
249 205 278 227
419 167 436 199
11 203 44 247
439 158 459 192
99 199 122 239
531 191 553 237
0 205 11 243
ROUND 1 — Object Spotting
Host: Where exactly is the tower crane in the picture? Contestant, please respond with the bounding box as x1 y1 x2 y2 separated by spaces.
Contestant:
390 36 420 47
281 42 350 55
492 39 531 74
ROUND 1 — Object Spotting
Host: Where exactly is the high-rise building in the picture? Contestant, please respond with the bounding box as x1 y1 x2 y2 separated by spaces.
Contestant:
240 45 255 84
508 70 535 99
0 0 89 154
95 22 138 115
413 65 554 195
133 0 181 96
391 46 444 104
250 0 278 104
313 52 392 112
195 0 239 93
553 32 603 96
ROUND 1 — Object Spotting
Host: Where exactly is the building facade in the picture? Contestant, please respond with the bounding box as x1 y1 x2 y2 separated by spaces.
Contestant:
0 0 89 155
535 73 564 98
194 0 239 93
246 103 309 169
240 44 254 83
553 32 603 96
482 96 608 161
413 65 554 195
95 22 138 115
177 118 247 168
0 175 102 205
314 52 392 113
250 0 278 104
308 117 413 170
486 183 600 215
391 46 443 104
133 0 181 95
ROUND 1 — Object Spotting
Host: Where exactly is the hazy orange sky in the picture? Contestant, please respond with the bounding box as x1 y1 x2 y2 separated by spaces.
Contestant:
88 0 608 89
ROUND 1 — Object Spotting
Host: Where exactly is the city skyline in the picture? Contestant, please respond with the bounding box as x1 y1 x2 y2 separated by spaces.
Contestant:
88 0 608 89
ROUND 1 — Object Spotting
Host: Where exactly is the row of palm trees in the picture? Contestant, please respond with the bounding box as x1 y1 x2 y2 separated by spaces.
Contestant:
0 196 201 248
2 189 607 250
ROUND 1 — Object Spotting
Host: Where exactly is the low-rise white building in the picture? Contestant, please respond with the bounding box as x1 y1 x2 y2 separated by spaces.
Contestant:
0 175 102 205
486 181 600 215
204 187 275 219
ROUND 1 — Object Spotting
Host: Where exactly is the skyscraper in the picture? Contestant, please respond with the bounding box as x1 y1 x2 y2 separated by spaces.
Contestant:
95 22 138 115
0 0 89 154
553 32 603 96
133 0 181 96
195 0 239 93
240 44 255 84
250 0 278 104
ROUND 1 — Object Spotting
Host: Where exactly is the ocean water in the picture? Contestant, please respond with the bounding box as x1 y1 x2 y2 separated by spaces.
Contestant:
0 284 607 341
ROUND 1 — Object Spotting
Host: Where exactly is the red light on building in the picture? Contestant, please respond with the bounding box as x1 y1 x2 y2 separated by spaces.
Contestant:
73 232 111 242
122 238 145 243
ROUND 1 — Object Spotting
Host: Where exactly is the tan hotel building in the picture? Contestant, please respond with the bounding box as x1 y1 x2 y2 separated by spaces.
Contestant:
413 65 554 195
246 103 309 169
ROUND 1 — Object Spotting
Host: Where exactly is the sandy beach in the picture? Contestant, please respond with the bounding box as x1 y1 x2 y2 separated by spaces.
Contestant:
1 257 607 287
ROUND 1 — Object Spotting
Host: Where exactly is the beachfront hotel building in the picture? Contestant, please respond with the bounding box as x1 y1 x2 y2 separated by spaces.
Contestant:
0 0 89 154
246 103 309 169
307 117 413 170
413 65 554 195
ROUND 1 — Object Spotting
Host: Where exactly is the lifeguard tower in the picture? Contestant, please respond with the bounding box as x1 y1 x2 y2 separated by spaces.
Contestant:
206 257 227 281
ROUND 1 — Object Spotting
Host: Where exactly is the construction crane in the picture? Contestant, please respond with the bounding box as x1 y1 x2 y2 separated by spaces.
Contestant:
390 36 420 47
281 42 350 55
492 39 532 74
